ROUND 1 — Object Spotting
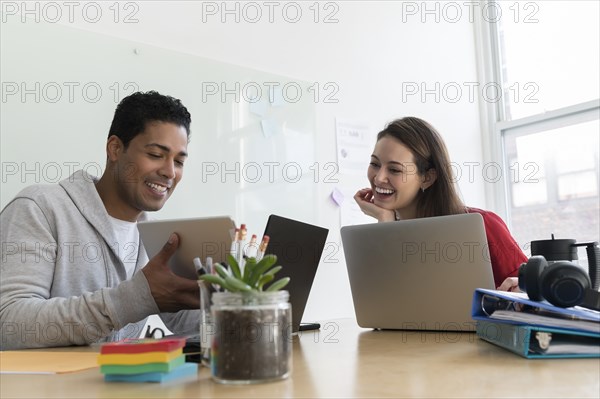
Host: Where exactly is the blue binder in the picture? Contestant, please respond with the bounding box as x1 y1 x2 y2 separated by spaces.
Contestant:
472 288 600 358
471 288 600 333
476 320 600 358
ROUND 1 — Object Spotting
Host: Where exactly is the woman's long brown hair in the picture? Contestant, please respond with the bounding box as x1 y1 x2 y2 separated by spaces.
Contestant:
377 117 466 217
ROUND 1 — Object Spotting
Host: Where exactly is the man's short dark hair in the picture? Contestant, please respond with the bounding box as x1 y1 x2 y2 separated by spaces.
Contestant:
108 91 191 148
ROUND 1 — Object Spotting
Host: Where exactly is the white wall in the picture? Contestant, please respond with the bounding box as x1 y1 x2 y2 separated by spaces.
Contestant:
1 1 486 322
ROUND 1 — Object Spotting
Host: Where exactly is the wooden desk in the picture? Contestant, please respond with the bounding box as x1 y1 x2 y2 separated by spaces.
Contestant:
1 319 599 398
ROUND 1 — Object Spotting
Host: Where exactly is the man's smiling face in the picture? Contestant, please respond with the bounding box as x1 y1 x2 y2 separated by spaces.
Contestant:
111 121 188 216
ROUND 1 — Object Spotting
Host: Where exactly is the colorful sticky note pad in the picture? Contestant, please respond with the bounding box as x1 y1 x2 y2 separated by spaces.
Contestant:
100 338 186 355
103 362 198 383
97 349 183 365
100 355 186 375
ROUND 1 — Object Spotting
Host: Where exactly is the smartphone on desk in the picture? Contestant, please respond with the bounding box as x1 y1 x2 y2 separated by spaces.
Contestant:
299 323 321 332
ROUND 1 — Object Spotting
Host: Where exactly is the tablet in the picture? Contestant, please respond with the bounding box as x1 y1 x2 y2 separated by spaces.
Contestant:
138 216 236 280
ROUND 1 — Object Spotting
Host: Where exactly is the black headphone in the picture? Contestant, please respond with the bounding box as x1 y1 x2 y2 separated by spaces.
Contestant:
518 241 600 311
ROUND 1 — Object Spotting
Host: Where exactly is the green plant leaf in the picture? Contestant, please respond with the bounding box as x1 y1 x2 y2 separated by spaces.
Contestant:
226 253 242 279
225 275 252 292
214 263 231 279
248 254 278 286
210 255 286 293
263 265 282 277
243 257 257 281
200 273 236 291
265 277 290 292
257 273 274 291
199 274 226 286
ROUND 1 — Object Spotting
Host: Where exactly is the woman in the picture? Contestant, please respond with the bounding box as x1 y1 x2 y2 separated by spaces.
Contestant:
354 117 524 291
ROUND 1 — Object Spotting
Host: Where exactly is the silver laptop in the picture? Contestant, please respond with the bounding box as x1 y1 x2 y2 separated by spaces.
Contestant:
341 213 495 331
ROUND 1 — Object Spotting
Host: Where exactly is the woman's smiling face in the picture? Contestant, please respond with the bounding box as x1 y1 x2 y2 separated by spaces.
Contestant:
367 135 424 218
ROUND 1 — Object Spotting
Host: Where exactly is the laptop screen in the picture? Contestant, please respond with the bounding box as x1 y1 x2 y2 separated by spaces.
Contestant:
263 215 329 333
341 213 495 331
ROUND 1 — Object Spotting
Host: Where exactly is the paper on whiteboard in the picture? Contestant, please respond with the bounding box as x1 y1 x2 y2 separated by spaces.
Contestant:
335 119 372 175
334 118 376 226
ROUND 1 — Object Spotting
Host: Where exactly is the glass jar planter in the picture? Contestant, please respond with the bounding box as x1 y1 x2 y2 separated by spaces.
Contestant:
210 290 292 384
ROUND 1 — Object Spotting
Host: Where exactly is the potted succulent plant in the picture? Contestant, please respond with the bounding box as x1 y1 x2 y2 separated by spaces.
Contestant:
199 253 292 384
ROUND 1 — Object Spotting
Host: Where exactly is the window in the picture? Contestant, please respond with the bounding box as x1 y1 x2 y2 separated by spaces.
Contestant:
503 115 599 249
499 1 599 120
481 0 600 254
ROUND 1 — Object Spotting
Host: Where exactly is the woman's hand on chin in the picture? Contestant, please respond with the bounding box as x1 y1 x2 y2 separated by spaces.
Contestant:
353 188 395 222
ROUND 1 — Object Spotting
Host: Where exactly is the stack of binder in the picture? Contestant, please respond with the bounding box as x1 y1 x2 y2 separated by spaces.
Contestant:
98 338 198 382
471 288 600 358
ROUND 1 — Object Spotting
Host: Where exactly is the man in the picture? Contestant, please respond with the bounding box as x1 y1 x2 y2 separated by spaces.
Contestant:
1 91 200 350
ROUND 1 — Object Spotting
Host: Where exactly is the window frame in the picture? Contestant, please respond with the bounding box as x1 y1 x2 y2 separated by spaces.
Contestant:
474 0 600 229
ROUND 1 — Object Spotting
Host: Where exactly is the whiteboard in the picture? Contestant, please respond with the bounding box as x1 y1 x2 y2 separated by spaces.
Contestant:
0 20 318 235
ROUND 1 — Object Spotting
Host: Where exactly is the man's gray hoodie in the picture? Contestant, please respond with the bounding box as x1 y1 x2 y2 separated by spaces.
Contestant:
0 170 198 350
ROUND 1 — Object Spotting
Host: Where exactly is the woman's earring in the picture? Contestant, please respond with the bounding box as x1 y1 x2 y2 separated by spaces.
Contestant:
421 187 425 193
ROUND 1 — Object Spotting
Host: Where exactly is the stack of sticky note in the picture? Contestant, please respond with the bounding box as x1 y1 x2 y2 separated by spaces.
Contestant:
98 338 198 383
